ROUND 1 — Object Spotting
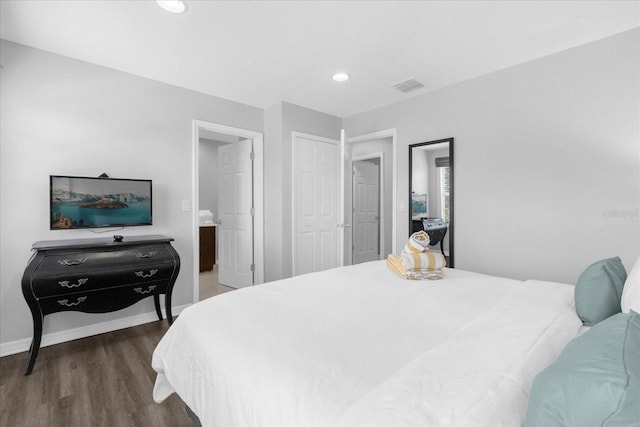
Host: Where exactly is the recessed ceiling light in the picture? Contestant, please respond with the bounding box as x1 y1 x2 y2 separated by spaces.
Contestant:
157 0 187 14
332 73 350 82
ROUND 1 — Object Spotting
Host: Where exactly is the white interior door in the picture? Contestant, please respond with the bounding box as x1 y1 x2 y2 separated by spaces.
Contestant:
293 133 340 276
352 159 380 264
218 139 253 288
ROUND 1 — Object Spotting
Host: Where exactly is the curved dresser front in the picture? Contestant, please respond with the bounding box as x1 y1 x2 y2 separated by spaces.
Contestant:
21 235 180 375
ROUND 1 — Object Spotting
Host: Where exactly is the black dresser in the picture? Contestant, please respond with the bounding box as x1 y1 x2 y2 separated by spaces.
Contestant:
21 235 180 375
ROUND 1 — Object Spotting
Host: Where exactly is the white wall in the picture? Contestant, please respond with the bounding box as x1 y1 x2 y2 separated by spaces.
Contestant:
0 40 263 353
198 138 228 221
344 28 640 284
412 148 429 196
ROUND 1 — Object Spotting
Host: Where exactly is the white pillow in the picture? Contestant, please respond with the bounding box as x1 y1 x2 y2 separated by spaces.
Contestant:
621 256 640 313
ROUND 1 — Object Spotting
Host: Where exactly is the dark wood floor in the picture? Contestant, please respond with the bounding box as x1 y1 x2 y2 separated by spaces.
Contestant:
0 321 192 427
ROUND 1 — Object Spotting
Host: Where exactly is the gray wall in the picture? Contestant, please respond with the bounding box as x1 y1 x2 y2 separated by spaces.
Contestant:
0 40 263 350
263 103 284 282
344 28 640 284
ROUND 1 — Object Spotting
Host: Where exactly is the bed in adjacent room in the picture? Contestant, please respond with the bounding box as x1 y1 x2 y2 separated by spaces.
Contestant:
152 259 596 426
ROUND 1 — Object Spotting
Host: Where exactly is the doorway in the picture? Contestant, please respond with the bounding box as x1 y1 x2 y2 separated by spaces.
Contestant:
290 128 397 274
192 120 264 303
344 129 397 265
352 156 382 264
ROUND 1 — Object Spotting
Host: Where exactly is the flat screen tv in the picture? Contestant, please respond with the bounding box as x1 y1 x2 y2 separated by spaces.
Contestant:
50 175 152 230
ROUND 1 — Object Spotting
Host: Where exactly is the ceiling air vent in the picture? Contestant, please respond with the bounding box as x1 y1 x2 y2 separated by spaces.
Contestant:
392 78 425 93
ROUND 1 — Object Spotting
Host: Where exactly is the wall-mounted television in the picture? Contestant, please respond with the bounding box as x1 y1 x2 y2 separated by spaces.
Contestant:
50 175 152 230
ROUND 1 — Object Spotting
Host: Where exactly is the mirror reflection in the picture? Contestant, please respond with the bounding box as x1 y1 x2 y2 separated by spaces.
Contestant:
409 138 454 267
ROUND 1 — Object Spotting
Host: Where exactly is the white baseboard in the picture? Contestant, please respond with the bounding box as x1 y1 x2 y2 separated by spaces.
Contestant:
0 304 191 358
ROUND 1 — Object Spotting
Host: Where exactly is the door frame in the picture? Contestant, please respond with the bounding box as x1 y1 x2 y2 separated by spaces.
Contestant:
352 152 384 263
291 131 341 276
346 128 397 259
191 120 264 303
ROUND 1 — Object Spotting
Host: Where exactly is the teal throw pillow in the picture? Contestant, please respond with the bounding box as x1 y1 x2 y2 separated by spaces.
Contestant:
574 256 627 326
525 311 640 427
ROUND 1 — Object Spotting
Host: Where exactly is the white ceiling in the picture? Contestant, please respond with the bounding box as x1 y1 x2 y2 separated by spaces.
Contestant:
1 0 638 118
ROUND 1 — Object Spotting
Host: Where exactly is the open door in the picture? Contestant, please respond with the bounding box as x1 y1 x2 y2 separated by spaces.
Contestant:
352 159 380 264
218 139 254 288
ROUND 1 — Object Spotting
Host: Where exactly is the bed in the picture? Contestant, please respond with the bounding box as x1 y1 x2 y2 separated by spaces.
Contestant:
152 260 590 426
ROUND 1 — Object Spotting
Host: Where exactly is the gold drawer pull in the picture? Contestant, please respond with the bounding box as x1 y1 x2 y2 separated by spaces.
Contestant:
57 296 87 307
58 278 88 288
134 285 157 295
135 269 158 279
58 258 87 266
136 251 158 259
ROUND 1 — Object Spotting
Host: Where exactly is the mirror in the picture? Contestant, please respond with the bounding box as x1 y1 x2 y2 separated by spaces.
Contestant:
409 138 454 268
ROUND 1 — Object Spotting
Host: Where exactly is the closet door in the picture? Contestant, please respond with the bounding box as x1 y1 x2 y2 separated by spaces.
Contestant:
292 132 342 276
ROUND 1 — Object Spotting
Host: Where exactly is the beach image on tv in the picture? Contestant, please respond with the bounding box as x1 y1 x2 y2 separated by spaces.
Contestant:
51 176 152 229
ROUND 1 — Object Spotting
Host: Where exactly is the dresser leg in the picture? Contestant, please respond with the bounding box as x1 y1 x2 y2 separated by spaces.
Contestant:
25 311 43 375
153 294 163 321
165 292 174 326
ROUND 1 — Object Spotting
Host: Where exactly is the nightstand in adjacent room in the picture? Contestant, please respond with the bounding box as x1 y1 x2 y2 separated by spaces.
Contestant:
199 225 216 272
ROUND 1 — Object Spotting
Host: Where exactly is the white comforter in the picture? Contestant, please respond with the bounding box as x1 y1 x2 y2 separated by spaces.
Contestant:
152 261 582 426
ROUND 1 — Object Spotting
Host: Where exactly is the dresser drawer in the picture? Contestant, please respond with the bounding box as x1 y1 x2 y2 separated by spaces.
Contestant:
35 245 175 274
30 263 176 298
38 281 168 315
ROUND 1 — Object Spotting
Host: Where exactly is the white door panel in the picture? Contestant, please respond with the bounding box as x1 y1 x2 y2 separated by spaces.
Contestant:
293 134 340 276
218 139 253 288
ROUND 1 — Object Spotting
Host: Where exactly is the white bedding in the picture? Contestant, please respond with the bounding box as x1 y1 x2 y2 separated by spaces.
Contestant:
152 261 582 426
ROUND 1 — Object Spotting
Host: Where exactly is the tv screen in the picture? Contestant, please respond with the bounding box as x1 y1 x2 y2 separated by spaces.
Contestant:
50 175 152 229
